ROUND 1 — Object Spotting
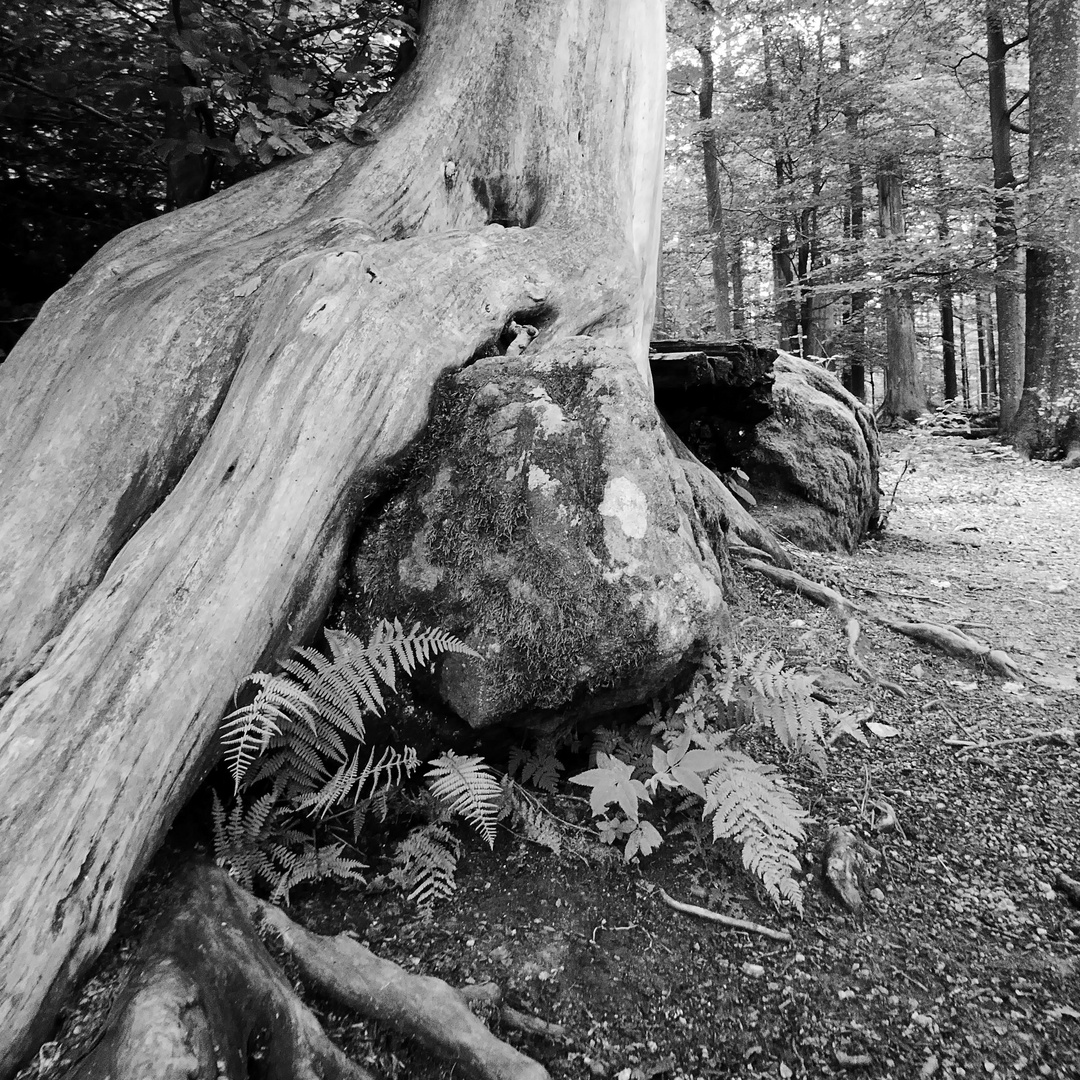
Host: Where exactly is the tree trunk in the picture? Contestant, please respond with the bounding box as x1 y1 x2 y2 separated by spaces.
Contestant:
941 292 957 403
839 33 866 400
876 153 924 420
731 241 746 333
958 300 971 409
977 289 995 409
986 3 1025 431
0 0 667 1072
161 0 216 209
1011 0 1080 464
697 23 733 339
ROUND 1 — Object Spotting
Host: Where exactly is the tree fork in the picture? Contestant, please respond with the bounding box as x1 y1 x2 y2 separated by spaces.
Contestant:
0 0 666 1071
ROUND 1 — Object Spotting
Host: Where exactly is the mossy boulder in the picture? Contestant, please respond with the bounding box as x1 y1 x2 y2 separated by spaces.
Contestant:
345 337 730 728
744 352 880 552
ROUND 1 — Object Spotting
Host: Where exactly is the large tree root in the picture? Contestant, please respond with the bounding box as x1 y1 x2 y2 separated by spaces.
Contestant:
69 863 549 1080
737 557 1033 682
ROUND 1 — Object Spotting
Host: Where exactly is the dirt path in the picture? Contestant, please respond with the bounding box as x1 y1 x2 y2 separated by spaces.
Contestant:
17 435 1080 1080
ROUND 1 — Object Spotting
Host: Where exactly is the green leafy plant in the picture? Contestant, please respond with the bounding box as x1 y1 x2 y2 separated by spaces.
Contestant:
214 619 479 905
570 648 834 912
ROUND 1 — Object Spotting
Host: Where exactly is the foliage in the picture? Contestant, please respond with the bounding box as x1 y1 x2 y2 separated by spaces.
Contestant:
570 649 834 911
213 620 482 907
0 0 411 355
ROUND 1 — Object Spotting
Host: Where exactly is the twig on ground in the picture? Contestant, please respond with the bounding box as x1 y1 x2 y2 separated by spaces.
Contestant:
656 887 793 943
944 728 1076 751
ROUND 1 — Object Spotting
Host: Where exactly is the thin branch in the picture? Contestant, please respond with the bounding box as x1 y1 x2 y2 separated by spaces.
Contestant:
0 72 151 142
657 887 793 943
1007 92 1028 116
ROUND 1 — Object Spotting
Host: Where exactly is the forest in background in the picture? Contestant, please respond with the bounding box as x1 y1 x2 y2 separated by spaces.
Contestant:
2 0 1078 458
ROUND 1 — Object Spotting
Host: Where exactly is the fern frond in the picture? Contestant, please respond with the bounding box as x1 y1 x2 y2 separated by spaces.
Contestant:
391 822 460 916
499 778 563 854
702 750 807 912
269 841 367 905
212 791 283 892
425 752 501 848
750 666 829 776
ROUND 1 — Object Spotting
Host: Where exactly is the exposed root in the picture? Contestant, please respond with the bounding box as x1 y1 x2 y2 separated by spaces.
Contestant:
69 862 550 1080
67 862 372 1080
458 984 569 1044
739 557 1033 684
229 878 551 1080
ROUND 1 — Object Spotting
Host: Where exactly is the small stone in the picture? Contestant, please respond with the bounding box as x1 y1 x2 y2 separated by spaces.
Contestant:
920 1055 939 1077
870 887 885 902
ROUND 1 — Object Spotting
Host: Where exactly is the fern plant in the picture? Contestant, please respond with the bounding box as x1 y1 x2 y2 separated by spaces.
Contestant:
571 647 835 912
213 619 478 905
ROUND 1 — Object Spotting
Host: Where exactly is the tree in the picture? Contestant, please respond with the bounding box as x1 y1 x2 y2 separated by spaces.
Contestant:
0 0 671 1071
876 151 926 420
696 10 734 338
1010 0 1080 464
986 0 1027 430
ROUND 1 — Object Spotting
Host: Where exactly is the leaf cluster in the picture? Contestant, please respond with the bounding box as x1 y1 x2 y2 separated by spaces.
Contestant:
570 649 838 911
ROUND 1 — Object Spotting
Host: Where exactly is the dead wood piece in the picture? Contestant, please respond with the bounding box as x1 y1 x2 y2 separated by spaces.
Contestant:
458 984 569 1043
231 881 550 1080
68 861 371 1080
820 827 881 917
944 728 1077 751
1056 872 1080 907
656 887 793 943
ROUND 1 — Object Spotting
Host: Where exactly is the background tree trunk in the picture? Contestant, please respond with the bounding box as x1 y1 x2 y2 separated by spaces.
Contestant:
697 22 733 339
1010 0 1080 464
986 3 1026 431
0 1 667 1071
876 153 925 420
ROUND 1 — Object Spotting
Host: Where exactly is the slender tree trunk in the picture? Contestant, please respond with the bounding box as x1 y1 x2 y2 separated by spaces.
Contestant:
1012 0 1080 463
0 1 668 1070
935 130 957 403
161 0 216 209
958 299 971 408
876 152 924 420
976 296 990 408
839 33 866 400
697 23 732 339
977 288 997 408
987 3 1025 431
730 241 745 333
761 24 799 352
941 292 957 403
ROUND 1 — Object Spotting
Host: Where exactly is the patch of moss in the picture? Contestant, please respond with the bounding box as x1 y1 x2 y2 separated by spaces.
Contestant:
346 354 663 720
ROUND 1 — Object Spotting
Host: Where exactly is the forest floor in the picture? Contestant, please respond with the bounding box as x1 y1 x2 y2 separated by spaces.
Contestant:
21 431 1080 1080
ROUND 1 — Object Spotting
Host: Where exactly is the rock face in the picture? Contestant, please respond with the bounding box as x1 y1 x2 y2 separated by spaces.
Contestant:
346 337 730 729
744 352 880 552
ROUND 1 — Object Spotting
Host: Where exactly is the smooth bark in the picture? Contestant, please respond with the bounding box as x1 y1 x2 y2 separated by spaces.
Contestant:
0 0 667 1071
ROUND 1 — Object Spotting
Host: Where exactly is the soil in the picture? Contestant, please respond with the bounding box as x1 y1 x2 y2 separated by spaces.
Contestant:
17 431 1080 1080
